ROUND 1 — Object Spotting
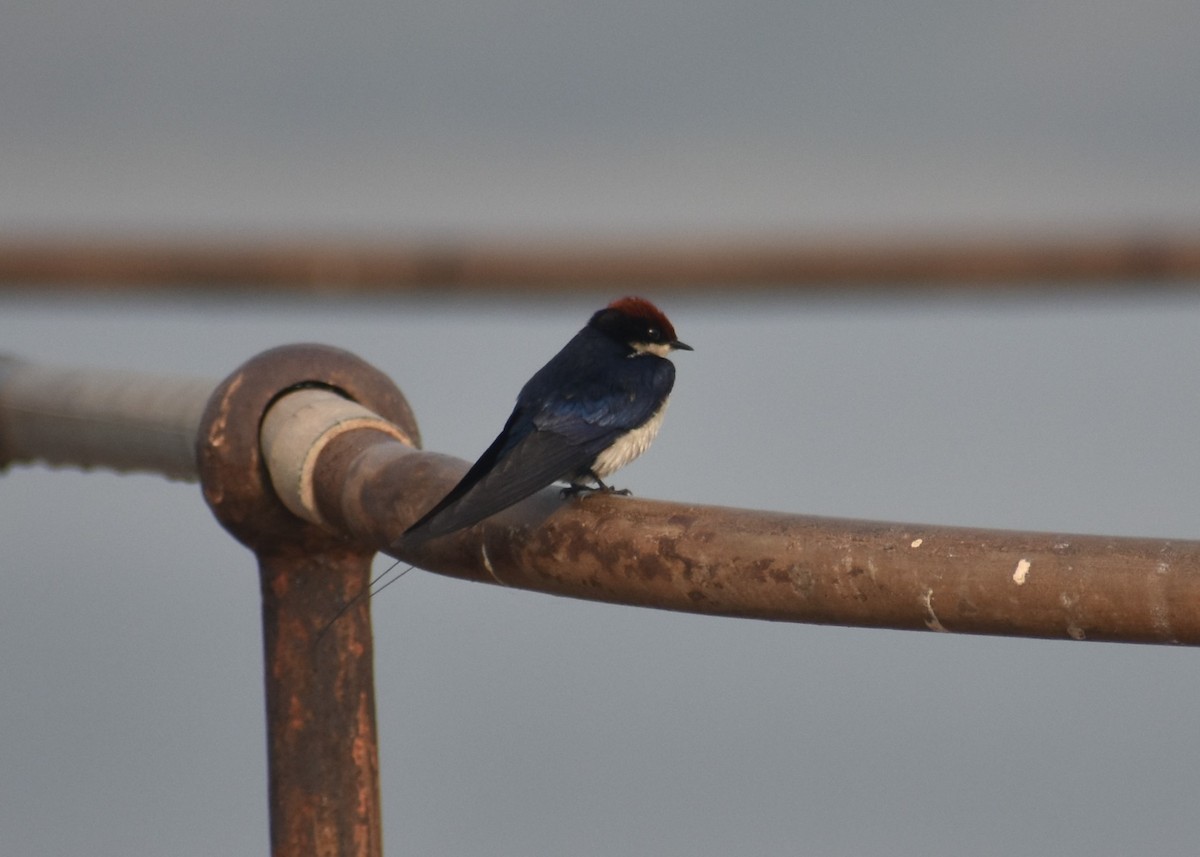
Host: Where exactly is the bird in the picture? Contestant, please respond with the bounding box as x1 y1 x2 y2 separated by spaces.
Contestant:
398 296 691 546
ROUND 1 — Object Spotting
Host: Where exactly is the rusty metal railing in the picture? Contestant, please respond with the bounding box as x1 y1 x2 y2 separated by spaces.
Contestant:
4 344 1200 856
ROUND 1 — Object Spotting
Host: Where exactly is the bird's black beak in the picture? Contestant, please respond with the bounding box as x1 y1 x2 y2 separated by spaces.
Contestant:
671 340 694 351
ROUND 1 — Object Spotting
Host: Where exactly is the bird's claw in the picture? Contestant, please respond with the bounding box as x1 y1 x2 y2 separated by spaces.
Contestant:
561 483 632 499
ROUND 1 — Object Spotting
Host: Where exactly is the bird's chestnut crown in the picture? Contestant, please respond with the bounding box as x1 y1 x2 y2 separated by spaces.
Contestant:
589 297 693 356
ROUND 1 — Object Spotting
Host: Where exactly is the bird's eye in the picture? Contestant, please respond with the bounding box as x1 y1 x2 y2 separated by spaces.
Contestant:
647 326 661 341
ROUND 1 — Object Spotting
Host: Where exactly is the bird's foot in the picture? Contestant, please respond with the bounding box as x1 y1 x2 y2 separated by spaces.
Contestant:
561 477 632 499
591 474 632 496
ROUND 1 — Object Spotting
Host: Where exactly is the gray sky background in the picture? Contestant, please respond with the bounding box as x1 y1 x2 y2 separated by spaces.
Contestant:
1 0 1198 236
2 1 1200 856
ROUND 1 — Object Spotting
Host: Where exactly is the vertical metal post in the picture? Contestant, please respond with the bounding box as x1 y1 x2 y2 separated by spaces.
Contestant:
259 547 381 857
195 344 420 857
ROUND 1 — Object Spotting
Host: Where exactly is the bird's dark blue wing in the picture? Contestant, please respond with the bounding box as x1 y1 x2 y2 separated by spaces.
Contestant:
396 407 540 543
401 429 593 542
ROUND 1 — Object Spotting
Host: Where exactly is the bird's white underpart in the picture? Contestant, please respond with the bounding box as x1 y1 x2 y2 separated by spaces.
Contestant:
589 402 668 480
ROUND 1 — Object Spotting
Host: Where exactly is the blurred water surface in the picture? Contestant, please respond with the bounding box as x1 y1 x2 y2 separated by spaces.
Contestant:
2 286 1199 856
